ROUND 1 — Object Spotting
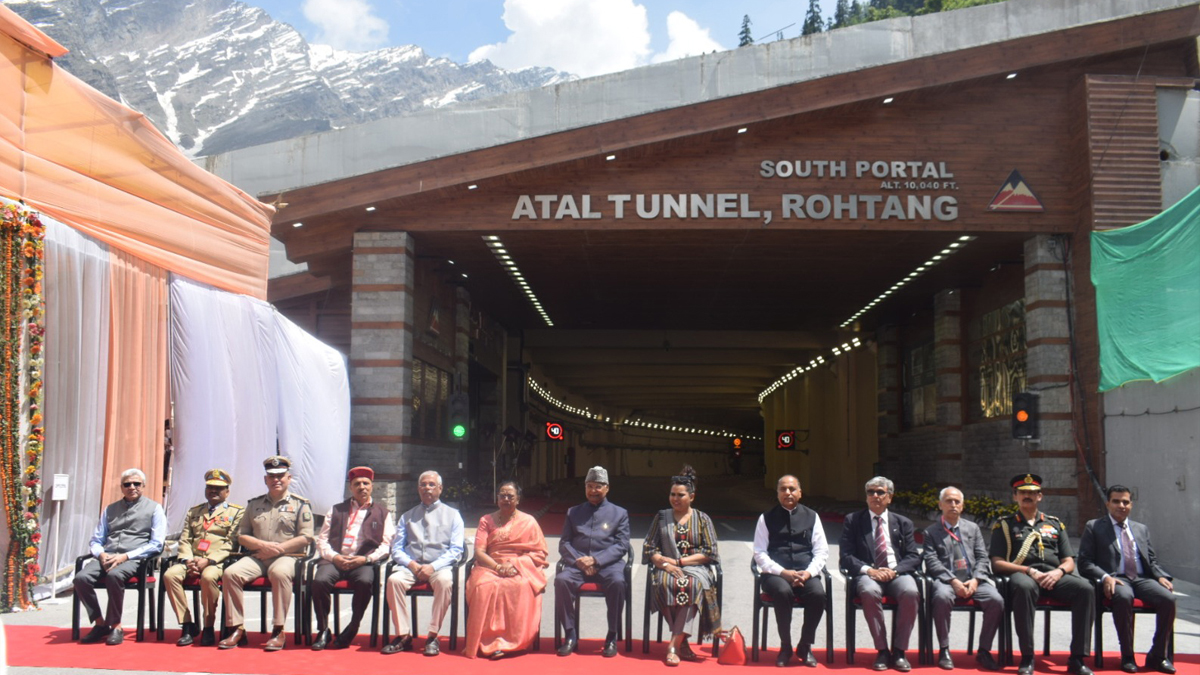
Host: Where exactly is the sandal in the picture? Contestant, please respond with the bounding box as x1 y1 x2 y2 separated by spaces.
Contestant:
490 650 507 660
664 647 681 666
679 647 702 662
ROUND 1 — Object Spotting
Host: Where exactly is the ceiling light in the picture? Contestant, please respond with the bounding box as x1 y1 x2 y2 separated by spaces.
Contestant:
292 222 303 228
737 127 748 134
461 273 468 278
1006 72 1017 79
606 154 616 161
365 206 376 212
468 184 478 190
484 235 499 241
883 97 894 104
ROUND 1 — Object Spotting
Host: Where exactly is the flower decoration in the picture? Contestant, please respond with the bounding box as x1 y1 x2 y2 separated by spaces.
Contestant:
1 202 45 610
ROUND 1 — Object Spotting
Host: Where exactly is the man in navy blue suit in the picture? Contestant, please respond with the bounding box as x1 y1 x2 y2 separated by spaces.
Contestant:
1079 485 1176 674
556 466 630 658
839 476 921 672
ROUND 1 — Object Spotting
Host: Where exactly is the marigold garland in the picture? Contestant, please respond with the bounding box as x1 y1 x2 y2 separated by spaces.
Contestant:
1 202 45 611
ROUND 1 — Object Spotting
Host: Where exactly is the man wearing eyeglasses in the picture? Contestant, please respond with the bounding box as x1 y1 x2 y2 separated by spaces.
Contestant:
163 469 243 646
219 455 314 651
75 468 166 645
839 476 921 672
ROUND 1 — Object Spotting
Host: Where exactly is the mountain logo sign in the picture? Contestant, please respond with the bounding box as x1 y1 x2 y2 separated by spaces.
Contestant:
987 170 1045 212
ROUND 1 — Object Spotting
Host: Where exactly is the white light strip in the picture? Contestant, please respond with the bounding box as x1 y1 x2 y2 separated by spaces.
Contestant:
838 235 976 329
529 377 760 440
483 235 554 327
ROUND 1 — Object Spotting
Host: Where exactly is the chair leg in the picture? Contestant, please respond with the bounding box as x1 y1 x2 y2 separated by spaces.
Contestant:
1042 609 1050 656
1094 604 1103 669
826 592 834 664
369 587 379 648
968 608 977 655
137 583 146 642
846 600 855 664
333 594 341 635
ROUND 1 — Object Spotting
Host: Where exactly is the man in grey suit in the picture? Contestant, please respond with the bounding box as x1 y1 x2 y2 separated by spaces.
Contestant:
1078 485 1176 674
922 487 1002 671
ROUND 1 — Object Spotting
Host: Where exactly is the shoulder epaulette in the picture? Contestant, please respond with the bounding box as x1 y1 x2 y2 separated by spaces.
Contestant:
227 503 244 510
292 494 311 504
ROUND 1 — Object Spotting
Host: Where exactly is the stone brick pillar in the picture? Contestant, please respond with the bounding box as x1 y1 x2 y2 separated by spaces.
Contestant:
933 289 965 486
349 231 415 513
1023 235 1078 526
876 324 901 444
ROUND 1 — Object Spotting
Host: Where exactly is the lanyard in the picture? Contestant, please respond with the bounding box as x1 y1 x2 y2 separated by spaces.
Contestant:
941 517 962 543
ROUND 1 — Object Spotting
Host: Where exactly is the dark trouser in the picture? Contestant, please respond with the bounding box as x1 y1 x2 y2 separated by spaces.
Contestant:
929 580 1003 652
760 573 825 649
1009 571 1094 658
1109 576 1176 659
309 560 375 633
74 558 142 626
555 563 626 635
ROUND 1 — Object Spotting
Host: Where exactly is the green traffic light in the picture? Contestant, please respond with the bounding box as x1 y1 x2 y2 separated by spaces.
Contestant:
452 424 467 439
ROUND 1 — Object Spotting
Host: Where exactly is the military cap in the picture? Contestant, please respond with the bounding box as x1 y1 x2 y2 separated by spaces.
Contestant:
204 468 232 486
1010 473 1043 491
263 455 291 475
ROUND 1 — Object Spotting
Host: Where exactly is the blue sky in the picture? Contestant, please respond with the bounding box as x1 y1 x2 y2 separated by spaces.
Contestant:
247 0 837 77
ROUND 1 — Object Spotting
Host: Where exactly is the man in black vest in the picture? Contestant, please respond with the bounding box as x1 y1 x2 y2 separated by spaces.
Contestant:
752 475 828 668
309 466 395 650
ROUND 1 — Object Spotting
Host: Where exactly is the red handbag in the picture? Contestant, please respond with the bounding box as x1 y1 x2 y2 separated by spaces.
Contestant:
717 626 746 665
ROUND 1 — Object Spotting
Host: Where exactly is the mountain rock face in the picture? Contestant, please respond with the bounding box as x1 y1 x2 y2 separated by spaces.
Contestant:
7 0 570 157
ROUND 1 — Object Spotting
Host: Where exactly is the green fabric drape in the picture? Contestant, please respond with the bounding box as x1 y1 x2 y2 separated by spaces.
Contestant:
1091 186 1200 391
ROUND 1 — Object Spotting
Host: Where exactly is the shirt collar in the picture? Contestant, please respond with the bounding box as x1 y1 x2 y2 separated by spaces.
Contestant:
1109 515 1128 530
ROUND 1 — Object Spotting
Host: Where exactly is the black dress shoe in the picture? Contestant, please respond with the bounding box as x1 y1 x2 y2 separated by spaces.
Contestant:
311 628 332 651
1067 657 1093 675
975 651 1001 672
381 634 412 654
423 636 440 656
1146 654 1176 674
176 622 198 647
892 650 912 672
797 644 817 668
556 636 577 657
199 627 216 647
873 650 891 671
80 625 112 644
602 636 618 658
1018 656 1035 675
775 645 793 668
938 647 954 670
105 627 125 646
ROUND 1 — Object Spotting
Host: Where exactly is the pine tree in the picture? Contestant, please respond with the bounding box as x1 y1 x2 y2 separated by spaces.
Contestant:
833 0 851 28
801 0 824 35
738 14 754 46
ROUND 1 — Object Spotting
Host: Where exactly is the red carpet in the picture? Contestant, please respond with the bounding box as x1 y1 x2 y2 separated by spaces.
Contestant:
8 625 1196 674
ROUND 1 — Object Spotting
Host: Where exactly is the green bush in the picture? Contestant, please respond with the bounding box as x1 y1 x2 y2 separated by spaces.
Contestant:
892 484 1016 527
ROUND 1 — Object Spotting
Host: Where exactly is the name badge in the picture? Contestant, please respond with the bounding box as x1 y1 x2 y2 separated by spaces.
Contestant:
953 558 968 571
196 539 211 553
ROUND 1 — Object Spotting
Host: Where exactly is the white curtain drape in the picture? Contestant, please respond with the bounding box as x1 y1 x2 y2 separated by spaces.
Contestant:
39 217 110 589
275 314 350 517
166 277 349 530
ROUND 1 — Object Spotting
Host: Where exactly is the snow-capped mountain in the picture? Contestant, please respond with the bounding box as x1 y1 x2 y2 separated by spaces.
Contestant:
7 0 571 157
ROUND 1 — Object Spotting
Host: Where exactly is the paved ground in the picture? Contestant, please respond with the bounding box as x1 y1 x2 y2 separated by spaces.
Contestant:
3 475 1197 674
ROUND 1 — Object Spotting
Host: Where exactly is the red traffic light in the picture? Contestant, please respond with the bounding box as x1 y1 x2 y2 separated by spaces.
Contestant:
777 430 796 450
546 422 565 441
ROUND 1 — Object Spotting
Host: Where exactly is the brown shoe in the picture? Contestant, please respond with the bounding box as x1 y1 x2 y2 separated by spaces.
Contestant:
217 627 246 650
263 629 287 651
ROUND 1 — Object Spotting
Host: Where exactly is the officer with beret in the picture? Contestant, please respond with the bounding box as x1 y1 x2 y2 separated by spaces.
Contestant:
219 456 315 651
989 474 1094 675
163 469 244 646
309 466 395 650
555 466 630 658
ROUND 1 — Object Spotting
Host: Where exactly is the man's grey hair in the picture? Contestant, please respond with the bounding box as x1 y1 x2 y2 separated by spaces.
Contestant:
120 468 147 484
419 470 443 487
777 475 801 490
939 486 964 502
865 476 894 494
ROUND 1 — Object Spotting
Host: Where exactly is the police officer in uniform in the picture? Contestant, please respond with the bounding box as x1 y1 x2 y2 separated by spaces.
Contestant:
989 474 1094 675
218 456 315 651
163 469 244 646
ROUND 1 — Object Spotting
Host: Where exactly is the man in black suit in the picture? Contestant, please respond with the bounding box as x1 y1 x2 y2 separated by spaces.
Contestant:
1079 485 1176 674
839 476 921 672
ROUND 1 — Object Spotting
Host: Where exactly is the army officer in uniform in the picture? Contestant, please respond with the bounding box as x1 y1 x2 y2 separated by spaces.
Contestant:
989 474 1094 675
219 456 314 651
163 469 244 646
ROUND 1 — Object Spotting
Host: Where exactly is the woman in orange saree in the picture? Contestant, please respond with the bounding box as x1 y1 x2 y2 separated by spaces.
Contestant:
463 480 548 659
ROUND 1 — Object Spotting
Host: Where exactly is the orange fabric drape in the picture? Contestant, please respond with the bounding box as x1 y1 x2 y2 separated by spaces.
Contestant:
101 250 169 507
0 6 273 299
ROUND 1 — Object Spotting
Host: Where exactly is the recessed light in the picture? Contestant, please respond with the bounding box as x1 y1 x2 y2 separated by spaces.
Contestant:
1006 72 1017 80
461 273 468 278
883 97 894 104
484 235 500 241
365 206 376 212
468 184 478 190
292 222 303 228
448 260 455 265
737 127 748 134
606 154 616 161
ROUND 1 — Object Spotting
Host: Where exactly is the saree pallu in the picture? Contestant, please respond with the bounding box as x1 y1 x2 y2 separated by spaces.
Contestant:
464 510 548 658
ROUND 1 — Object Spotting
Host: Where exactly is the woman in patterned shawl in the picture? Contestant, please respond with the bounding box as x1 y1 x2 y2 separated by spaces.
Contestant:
642 465 721 666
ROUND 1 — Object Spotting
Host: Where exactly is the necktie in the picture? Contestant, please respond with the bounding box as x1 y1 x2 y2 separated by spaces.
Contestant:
1120 522 1138 579
874 516 889 568
952 527 971 581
